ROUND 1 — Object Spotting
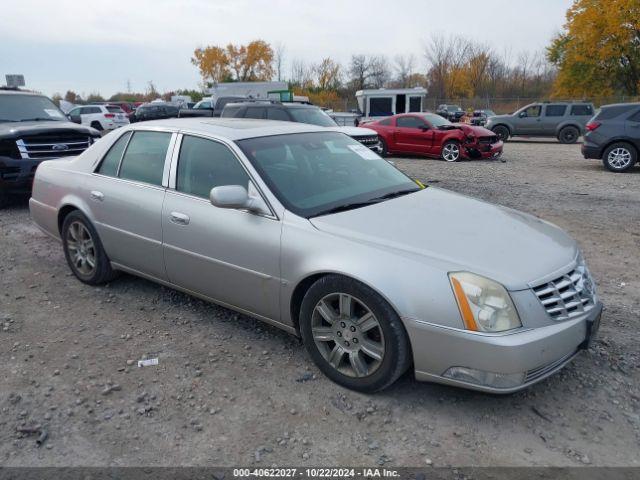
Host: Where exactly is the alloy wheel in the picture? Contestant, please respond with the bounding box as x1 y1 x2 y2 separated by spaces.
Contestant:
311 293 385 378
442 143 460 162
608 148 632 169
66 221 97 276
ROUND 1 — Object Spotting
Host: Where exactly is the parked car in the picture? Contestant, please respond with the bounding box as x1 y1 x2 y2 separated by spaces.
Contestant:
131 103 179 123
470 109 496 127
436 104 465 122
178 96 246 118
485 102 595 144
364 113 503 162
0 89 100 207
68 105 129 132
29 118 602 393
95 101 137 118
581 102 640 172
221 101 381 151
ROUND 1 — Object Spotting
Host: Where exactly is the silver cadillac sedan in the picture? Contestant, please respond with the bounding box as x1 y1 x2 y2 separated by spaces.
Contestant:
29 118 602 393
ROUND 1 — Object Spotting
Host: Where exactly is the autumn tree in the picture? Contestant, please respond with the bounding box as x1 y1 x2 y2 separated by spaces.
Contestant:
547 0 640 97
192 40 274 84
315 58 341 90
64 90 79 103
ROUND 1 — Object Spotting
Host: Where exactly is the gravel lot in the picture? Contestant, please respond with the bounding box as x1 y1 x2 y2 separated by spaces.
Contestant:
1 140 639 468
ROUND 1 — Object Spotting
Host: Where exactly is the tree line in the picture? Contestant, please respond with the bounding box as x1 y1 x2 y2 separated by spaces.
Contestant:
55 0 639 111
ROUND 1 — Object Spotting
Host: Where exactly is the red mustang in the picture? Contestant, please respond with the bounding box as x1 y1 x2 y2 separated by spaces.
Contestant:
364 113 504 162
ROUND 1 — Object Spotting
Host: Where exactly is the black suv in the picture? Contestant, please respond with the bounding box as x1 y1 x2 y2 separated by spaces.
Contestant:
0 90 100 206
436 104 465 122
582 103 640 172
131 103 179 123
221 101 381 150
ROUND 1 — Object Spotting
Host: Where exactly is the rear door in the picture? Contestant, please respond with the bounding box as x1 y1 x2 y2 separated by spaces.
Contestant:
87 129 175 279
161 134 281 320
569 104 595 129
541 104 567 134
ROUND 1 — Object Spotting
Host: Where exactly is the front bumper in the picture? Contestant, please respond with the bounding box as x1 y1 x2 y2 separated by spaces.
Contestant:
405 301 602 393
0 156 42 194
463 140 504 160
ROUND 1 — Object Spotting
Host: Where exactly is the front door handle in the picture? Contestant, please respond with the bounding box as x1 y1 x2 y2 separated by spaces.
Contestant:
90 190 104 201
170 212 190 225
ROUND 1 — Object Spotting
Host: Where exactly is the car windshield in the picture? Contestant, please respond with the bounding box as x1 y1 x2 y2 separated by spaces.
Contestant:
0 94 66 122
237 132 420 218
288 107 338 127
422 113 451 127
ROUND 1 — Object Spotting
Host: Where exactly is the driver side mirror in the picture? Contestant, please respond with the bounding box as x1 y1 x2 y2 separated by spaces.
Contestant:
209 185 270 215
518 111 527 118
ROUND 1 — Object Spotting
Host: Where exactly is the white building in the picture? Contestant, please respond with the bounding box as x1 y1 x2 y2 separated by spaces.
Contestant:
356 87 427 119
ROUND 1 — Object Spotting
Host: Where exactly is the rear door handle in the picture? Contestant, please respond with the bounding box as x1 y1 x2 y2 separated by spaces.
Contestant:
90 191 104 201
170 212 190 225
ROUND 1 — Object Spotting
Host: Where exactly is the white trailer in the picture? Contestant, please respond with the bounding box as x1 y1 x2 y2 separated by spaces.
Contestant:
356 87 427 120
206 81 288 102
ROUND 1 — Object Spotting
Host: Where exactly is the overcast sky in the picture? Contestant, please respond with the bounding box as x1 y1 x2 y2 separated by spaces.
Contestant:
0 0 573 97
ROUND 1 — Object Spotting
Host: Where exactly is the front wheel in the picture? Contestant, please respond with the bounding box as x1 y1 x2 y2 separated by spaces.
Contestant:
379 138 389 157
62 211 118 284
441 141 461 162
299 275 411 393
492 125 510 142
603 142 637 172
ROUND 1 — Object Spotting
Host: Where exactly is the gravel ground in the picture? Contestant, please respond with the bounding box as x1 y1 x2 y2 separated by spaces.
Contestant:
0 140 639 468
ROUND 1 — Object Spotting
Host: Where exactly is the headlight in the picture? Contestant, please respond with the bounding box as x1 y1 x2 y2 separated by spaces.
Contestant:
449 272 521 332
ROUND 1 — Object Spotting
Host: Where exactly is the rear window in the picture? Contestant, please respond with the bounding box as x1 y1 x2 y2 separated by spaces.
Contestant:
596 105 633 120
545 104 567 117
106 106 124 113
221 105 242 117
570 104 594 116
118 131 171 186
97 132 131 176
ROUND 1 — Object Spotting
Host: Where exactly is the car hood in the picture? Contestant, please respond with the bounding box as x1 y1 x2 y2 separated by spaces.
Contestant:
327 126 378 137
310 188 577 290
485 114 512 124
439 123 495 137
0 120 99 139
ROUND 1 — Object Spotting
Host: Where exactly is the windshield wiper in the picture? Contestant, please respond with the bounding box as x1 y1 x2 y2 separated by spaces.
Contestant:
312 188 421 217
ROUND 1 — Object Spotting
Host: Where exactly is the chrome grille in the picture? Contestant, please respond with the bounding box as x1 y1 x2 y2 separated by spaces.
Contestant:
16 136 91 159
354 135 379 146
532 261 597 321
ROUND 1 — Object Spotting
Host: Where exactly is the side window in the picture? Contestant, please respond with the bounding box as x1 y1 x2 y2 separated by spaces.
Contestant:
222 105 241 117
544 104 567 117
396 116 426 128
119 131 171 186
379 118 392 126
628 109 640 122
176 135 250 199
570 104 594 116
79 107 91 115
245 107 266 119
198 101 212 109
522 105 541 117
69 108 81 116
267 108 290 121
97 131 132 176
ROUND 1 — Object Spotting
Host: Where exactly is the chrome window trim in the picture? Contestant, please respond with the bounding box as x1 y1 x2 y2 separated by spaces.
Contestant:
92 129 132 172
168 131 278 220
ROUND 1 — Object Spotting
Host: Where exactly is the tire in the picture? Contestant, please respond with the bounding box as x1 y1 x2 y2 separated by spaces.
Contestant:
379 138 389 157
441 141 461 162
492 125 510 142
558 125 579 144
61 210 118 285
299 275 411 393
91 121 104 131
603 142 637 172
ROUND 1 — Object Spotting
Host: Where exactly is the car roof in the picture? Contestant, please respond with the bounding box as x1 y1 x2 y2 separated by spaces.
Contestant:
601 102 640 108
130 117 328 140
226 101 316 109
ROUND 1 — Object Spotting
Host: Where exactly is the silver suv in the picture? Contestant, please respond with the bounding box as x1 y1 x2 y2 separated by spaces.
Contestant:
486 102 595 144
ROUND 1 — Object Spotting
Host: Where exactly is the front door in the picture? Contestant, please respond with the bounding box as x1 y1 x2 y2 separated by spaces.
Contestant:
515 104 543 134
162 134 282 321
393 115 431 154
87 129 174 279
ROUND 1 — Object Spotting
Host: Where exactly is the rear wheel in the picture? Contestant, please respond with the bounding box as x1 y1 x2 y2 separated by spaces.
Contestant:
558 125 579 144
603 142 637 172
62 211 118 284
299 275 411 392
492 125 510 142
442 141 461 162
91 121 104 131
